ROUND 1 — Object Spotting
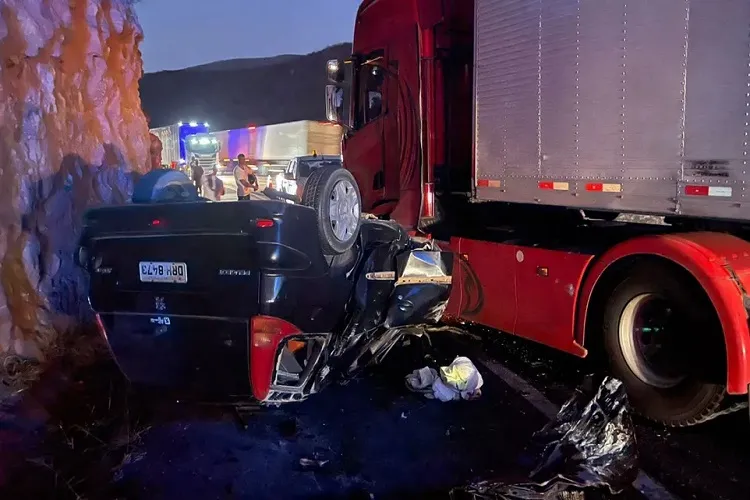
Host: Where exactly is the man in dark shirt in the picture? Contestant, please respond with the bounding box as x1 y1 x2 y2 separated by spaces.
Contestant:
190 155 204 196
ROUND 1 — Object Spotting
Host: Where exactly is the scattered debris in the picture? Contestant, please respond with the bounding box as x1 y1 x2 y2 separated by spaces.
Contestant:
299 457 330 471
451 377 638 499
406 356 484 402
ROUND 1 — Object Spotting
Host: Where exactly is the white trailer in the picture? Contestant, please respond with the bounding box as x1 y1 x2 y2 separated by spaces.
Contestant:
473 0 750 221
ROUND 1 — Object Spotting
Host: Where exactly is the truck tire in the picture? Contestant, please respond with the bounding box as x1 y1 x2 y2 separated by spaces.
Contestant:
132 168 199 204
301 166 362 255
602 265 726 426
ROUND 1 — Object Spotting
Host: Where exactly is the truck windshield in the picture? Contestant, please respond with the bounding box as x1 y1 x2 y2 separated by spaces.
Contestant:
186 136 219 154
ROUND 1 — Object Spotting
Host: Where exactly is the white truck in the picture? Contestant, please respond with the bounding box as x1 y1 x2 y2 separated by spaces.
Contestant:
149 121 210 168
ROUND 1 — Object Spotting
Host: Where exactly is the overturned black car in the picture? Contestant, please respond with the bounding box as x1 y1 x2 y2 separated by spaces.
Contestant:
78 166 452 404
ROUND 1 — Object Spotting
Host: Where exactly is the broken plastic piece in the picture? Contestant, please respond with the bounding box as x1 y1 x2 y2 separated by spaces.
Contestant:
299 457 330 470
450 377 638 499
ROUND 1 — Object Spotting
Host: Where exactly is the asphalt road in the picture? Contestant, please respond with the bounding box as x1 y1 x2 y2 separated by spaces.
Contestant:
463 330 750 500
3 329 748 499
95 338 557 500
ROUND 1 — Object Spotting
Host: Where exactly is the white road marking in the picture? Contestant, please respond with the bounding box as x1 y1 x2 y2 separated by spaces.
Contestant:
475 354 679 500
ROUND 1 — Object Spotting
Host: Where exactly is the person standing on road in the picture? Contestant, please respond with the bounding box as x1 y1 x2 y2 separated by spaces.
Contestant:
149 133 163 170
202 165 225 201
190 155 204 196
233 154 259 200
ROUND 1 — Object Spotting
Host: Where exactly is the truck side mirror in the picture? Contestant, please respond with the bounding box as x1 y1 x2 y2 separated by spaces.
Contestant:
327 59 345 83
325 85 345 124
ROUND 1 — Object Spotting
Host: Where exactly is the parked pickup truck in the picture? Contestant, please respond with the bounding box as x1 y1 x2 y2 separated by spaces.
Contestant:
77 167 452 404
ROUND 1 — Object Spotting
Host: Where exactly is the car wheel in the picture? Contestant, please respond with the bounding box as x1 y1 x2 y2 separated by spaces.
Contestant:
602 264 726 426
132 169 199 204
301 166 362 255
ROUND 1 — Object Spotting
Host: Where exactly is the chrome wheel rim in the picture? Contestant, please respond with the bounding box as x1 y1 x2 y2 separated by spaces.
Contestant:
328 179 360 241
618 293 687 388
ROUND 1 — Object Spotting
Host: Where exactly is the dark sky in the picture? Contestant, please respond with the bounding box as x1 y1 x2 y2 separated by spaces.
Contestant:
135 0 361 73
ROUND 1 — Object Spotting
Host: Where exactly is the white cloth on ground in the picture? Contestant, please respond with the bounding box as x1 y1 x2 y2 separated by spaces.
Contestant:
405 356 484 402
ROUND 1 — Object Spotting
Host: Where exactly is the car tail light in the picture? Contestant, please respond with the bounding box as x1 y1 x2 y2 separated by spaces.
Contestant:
250 316 302 401
256 218 274 228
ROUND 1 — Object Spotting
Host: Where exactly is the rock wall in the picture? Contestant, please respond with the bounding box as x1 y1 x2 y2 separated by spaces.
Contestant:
0 0 149 364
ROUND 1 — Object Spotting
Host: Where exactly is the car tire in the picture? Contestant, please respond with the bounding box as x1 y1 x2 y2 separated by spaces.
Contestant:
132 169 199 204
301 166 362 255
602 264 726 426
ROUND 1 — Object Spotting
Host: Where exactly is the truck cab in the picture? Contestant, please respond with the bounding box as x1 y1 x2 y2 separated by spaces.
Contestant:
326 0 474 231
185 133 221 177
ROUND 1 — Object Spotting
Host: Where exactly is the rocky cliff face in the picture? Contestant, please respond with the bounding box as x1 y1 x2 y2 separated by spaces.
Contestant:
0 0 149 372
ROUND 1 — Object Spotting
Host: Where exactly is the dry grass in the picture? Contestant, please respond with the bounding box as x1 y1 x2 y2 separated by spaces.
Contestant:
0 355 44 396
0 324 110 397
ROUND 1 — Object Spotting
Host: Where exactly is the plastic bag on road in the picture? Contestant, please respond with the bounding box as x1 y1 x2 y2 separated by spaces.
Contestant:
451 376 638 499
406 356 484 402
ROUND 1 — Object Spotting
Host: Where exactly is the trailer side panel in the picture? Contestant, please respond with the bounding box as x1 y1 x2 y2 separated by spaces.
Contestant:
474 0 750 221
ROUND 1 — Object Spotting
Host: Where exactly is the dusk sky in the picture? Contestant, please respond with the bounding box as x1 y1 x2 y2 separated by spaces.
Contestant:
135 0 361 73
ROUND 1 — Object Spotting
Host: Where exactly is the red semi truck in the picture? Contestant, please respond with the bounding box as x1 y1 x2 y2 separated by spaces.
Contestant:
325 0 750 426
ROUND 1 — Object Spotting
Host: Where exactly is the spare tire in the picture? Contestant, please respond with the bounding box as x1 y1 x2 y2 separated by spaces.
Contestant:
132 169 199 204
301 166 362 255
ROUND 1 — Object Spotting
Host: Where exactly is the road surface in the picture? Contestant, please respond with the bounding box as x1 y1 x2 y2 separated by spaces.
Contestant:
2 330 747 499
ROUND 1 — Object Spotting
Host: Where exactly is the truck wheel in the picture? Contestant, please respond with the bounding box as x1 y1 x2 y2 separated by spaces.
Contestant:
132 168 199 204
602 265 726 426
301 166 361 255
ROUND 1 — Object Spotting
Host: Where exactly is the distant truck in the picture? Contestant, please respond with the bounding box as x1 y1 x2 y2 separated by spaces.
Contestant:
327 0 750 426
149 121 210 168
184 133 221 178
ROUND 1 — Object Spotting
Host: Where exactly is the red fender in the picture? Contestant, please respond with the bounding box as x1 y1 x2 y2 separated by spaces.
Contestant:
576 232 750 394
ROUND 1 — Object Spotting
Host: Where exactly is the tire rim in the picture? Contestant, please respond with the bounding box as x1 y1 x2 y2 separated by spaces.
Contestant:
328 179 360 241
618 293 687 388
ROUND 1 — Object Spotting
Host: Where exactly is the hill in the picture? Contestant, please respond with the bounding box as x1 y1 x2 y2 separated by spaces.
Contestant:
139 43 352 131
183 54 300 72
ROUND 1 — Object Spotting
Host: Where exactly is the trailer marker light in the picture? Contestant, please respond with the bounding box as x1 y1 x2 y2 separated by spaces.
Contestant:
256 219 274 228
585 182 622 193
684 185 732 197
538 181 569 191
476 179 501 188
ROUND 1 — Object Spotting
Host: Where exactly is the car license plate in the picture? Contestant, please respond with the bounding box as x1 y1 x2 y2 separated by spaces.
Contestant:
139 261 188 283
